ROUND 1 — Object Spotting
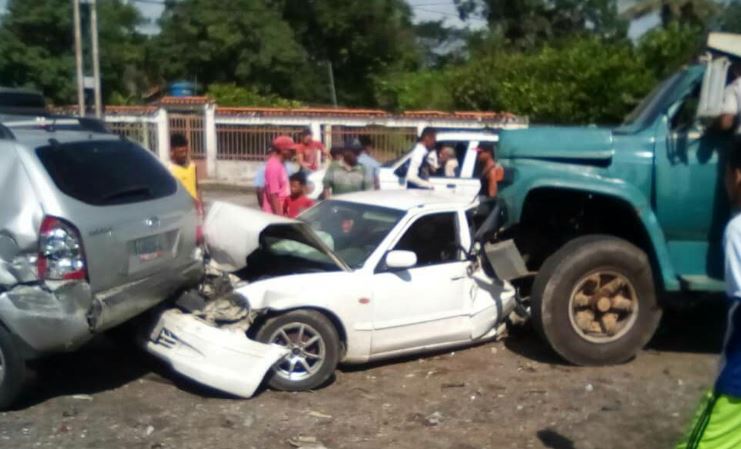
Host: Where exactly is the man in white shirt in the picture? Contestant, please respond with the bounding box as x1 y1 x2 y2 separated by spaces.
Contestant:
406 127 437 190
720 63 741 133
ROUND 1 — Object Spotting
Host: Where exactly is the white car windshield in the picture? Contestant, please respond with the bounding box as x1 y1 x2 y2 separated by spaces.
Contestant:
300 200 405 269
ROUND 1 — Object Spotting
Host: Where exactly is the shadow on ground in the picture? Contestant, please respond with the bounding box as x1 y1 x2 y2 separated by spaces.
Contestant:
537 429 576 449
14 294 728 408
15 335 239 409
15 336 156 409
504 294 727 365
650 294 726 354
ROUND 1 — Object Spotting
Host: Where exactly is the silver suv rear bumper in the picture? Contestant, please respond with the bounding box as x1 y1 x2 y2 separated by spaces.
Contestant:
0 260 202 358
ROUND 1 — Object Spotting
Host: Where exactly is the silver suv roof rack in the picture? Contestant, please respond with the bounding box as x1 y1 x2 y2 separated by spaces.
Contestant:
0 115 109 134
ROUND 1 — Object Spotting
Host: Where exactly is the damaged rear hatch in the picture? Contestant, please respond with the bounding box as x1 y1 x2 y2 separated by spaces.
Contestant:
33 137 202 331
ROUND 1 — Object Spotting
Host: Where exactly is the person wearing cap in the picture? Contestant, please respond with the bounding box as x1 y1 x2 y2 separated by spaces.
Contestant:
476 143 504 198
262 135 297 215
322 145 374 199
296 128 328 172
357 135 381 188
406 127 437 190
254 149 298 209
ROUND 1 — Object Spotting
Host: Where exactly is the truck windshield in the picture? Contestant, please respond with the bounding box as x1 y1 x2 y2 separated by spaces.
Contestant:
620 72 683 131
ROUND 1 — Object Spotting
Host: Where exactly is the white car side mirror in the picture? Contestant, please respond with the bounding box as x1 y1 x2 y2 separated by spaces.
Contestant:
385 250 417 270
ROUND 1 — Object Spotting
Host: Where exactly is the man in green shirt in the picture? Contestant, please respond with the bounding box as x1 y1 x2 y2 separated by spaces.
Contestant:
322 145 374 198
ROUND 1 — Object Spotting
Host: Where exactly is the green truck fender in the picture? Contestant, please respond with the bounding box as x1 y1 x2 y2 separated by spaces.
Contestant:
498 170 680 292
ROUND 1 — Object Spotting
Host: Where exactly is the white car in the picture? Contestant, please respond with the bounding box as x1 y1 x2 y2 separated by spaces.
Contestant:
145 190 517 396
307 130 500 200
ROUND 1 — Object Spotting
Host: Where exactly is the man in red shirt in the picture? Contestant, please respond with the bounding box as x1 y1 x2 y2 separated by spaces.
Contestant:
284 172 315 218
296 128 327 172
262 135 297 215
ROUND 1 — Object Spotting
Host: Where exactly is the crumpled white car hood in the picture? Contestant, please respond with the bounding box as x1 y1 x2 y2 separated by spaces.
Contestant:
204 201 297 272
204 201 347 272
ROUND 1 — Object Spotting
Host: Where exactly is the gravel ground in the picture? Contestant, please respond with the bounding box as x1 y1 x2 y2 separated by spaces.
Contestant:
0 188 725 449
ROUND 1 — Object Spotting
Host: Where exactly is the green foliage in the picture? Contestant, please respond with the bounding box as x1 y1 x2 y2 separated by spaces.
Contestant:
717 0 741 34
153 0 310 101
637 22 704 80
622 0 720 27
0 0 145 105
152 0 420 107
206 83 302 108
456 0 628 49
413 20 470 68
374 70 455 111
277 0 420 105
449 38 654 124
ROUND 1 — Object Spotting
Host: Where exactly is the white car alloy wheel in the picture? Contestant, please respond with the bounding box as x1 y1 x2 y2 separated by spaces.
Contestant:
268 322 326 382
255 310 340 391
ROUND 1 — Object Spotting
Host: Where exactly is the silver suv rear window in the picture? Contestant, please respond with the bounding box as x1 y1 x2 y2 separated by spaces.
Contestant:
36 140 177 206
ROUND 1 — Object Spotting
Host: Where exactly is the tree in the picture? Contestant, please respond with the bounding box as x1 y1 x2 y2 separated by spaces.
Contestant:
636 22 704 80
153 0 314 102
206 83 302 107
414 20 470 68
620 0 719 27
716 0 741 34
455 0 627 49
278 0 420 105
374 69 455 111
448 38 654 123
0 0 146 105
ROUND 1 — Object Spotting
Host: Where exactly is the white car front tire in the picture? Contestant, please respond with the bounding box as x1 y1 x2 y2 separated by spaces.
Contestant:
255 310 340 391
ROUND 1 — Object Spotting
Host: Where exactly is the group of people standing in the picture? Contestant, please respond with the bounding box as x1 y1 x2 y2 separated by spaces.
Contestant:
405 127 503 197
256 128 380 218
167 125 506 221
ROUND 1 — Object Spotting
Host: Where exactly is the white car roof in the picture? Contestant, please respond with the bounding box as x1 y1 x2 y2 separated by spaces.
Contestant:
435 131 499 142
332 189 476 212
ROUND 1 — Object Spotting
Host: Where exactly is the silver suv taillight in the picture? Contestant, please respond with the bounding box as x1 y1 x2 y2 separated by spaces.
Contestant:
37 216 87 281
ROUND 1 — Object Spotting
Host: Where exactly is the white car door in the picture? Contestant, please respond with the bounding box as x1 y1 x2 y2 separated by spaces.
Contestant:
369 211 471 355
379 139 495 198
427 140 481 197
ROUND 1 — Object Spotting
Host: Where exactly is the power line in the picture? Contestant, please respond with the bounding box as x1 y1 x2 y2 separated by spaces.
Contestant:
414 7 461 19
130 0 166 5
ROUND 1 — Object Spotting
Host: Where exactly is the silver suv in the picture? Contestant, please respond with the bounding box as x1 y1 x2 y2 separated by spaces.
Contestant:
0 117 203 408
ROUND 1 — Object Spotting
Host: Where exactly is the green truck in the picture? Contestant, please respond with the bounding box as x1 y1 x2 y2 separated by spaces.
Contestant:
493 32 740 365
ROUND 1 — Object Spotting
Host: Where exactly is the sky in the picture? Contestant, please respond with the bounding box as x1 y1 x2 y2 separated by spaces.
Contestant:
127 0 487 34
0 0 659 38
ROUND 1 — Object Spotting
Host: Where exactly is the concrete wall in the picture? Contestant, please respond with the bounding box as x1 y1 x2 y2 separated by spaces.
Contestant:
212 160 263 186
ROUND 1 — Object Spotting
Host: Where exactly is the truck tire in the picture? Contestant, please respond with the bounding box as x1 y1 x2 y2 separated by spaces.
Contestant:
531 235 662 365
255 310 340 391
0 325 25 410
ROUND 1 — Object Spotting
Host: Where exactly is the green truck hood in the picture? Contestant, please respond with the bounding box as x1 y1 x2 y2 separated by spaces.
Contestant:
497 126 614 161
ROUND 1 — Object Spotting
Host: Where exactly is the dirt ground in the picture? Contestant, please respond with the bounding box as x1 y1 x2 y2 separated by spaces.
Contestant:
0 188 727 449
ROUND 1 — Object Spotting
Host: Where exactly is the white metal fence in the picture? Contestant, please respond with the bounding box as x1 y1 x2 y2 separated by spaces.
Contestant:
103 103 527 184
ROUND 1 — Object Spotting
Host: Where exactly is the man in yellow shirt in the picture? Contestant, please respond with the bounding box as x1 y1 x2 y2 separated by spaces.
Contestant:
169 133 200 201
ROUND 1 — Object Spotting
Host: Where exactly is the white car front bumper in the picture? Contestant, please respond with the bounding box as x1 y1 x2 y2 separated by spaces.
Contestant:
145 308 288 398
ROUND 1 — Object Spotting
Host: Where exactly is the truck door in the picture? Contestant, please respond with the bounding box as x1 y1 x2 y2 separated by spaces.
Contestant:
655 81 731 283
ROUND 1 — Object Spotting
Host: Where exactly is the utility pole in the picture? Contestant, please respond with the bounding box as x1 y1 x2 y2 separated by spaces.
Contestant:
89 0 102 118
327 61 338 107
73 0 85 116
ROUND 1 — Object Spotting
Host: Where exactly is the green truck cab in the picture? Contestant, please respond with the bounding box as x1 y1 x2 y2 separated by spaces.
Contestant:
494 33 737 365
